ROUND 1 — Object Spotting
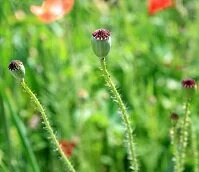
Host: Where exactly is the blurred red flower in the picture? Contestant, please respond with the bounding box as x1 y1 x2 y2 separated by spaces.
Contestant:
59 140 76 157
148 0 173 15
30 0 74 23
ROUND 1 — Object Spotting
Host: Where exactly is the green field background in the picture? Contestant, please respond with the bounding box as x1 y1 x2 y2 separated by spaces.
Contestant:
1 0 199 171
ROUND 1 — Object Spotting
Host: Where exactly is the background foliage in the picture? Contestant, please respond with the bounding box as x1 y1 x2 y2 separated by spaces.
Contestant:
1 0 199 171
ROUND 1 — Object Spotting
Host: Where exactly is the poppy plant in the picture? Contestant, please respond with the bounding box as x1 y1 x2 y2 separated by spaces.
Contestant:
148 0 173 15
59 140 76 157
30 0 74 23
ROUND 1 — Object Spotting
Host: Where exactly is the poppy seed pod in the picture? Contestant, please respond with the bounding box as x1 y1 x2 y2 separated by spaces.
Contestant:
8 60 25 80
170 112 179 122
91 29 111 58
182 78 197 99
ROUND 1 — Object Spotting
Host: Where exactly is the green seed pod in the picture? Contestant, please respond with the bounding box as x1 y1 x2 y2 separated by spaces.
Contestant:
8 60 25 80
91 29 111 58
182 78 197 100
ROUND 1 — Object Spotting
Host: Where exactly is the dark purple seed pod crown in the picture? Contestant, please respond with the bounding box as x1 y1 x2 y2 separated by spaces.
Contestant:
8 60 25 80
92 29 110 40
91 28 111 58
182 79 196 88
182 78 197 99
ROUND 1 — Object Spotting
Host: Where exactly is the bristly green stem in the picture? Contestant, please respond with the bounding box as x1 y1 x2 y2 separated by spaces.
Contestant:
179 101 190 172
170 124 180 172
100 58 138 172
191 121 199 172
20 80 76 172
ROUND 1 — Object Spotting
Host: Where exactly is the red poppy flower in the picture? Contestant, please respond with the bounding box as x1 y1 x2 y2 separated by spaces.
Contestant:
59 140 76 157
148 0 173 15
30 0 74 23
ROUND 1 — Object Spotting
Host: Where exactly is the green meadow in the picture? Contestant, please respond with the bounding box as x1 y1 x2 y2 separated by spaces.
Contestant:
1 0 199 171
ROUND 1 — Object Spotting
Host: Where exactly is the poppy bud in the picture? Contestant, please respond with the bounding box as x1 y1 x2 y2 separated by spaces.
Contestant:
8 60 25 80
170 112 179 123
182 78 197 100
91 28 111 58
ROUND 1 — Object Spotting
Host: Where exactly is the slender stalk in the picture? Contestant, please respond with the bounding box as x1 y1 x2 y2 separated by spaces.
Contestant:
179 101 190 172
20 80 76 172
6 94 40 172
191 121 199 172
0 95 12 171
100 58 138 172
170 125 180 172
0 161 9 172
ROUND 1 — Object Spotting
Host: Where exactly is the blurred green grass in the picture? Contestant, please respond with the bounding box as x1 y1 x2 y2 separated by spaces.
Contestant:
1 0 199 171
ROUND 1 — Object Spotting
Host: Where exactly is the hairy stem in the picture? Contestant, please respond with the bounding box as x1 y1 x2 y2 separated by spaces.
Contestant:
179 101 190 172
191 121 199 172
100 58 138 172
20 80 76 172
170 125 181 172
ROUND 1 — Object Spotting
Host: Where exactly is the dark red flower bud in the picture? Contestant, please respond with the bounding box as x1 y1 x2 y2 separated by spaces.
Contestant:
170 112 179 121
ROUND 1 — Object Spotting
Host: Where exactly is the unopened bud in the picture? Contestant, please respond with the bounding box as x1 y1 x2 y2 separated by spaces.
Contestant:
170 112 179 121
8 60 25 80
